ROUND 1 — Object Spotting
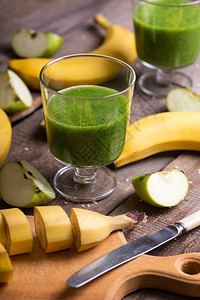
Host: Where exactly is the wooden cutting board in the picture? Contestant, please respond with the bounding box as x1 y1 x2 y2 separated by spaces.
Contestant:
0 216 200 299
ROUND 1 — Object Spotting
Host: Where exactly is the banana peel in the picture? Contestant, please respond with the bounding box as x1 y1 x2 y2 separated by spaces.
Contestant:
70 208 146 252
115 111 200 168
8 15 137 90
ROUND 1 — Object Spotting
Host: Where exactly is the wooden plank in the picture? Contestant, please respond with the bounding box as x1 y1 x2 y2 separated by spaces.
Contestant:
1 0 200 299
0 0 133 70
1 0 200 245
1 0 200 220
0 0 183 216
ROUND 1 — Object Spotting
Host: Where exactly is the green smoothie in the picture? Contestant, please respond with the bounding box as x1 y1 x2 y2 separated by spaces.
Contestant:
45 85 129 167
133 0 200 68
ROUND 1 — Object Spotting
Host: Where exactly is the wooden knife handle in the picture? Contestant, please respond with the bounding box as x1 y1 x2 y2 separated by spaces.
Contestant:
177 209 200 232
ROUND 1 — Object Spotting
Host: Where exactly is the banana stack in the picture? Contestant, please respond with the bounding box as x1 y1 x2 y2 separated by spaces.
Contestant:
0 206 145 282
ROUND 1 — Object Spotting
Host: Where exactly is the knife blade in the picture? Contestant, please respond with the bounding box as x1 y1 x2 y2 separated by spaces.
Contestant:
67 209 200 288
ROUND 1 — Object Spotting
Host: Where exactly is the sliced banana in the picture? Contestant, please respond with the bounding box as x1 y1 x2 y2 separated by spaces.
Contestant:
34 206 73 253
0 208 33 255
0 243 13 282
69 207 135 252
0 212 7 248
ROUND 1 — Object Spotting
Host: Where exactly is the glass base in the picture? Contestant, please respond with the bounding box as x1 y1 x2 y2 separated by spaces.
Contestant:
138 69 192 96
53 166 117 202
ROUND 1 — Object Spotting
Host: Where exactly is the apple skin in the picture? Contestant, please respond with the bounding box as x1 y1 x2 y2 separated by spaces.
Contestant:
42 32 64 57
21 188 54 208
4 98 30 114
131 174 156 205
131 170 189 208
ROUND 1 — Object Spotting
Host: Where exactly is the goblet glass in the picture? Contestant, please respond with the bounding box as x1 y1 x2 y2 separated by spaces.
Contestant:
132 0 200 96
40 54 135 202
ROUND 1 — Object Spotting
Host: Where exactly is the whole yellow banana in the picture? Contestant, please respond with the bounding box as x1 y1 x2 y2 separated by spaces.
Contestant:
115 111 200 168
9 15 137 90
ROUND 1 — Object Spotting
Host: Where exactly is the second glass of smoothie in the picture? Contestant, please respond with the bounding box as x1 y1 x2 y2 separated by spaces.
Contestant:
40 54 135 202
132 0 200 96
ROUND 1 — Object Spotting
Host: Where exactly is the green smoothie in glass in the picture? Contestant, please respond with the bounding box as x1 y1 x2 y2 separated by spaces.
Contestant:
45 85 129 167
133 0 200 68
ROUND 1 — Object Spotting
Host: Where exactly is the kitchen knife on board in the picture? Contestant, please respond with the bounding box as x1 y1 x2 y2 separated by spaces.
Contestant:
67 209 200 288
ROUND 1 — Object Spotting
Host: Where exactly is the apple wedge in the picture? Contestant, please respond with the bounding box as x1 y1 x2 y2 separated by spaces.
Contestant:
12 29 64 58
167 87 200 111
131 169 189 207
0 69 33 113
0 160 55 208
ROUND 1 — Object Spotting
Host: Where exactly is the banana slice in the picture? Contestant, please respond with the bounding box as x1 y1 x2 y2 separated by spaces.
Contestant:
0 243 13 282
0 208 33 255
0 212 7 248
70 208 136 252
167 87 200 111
34 206 73 253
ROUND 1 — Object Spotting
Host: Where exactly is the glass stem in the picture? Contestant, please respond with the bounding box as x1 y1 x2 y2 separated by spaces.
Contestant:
156 69 173 85
74 167 97 184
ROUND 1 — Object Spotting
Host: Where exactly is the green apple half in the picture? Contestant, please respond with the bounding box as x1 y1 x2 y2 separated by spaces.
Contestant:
0 69 33 113
167 87 200 111
131 169 189 207
0 160 55 208
12 29 64 58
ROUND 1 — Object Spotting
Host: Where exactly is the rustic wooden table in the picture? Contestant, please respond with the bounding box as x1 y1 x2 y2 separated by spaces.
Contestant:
1 0 200 299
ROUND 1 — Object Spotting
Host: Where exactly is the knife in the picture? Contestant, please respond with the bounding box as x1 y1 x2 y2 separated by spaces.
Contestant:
67 209 200 288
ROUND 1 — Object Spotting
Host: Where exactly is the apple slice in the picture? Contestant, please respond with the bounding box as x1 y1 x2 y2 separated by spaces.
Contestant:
167 87 200 111
131 169 189 207
0 69 33 113
12 29 64 58
0 160 55 208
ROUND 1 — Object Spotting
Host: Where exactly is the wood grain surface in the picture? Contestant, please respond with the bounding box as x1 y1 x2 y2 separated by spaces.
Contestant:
1 0 200 299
